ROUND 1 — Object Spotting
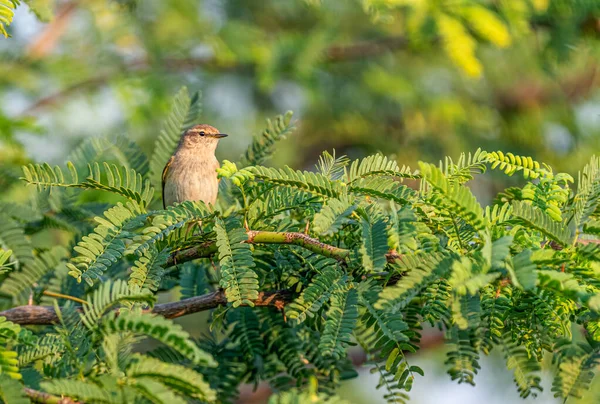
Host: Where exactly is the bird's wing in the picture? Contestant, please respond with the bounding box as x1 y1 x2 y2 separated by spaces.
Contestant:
162 155 175 209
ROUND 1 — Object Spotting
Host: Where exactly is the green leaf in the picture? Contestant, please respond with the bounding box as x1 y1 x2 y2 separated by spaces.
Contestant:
126 354 216 402
239 111 296 167
0 214 33 270
312 196 356 236
359 216 388 273
249 166 342 199
0 0 18 38
67 202 144 286
128 247 170 293
506 250 537 290
419 162 486 230
348 154 415 182
215 218 259 307
81 280 156 329
0 374 28 404
22 162 154 207
286 264 344 324
102 311 216 366
512 201 573 246
41 378 118 402
319 287 359 359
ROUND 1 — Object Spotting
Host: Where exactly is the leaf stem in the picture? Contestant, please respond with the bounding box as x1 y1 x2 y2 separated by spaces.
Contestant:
42 290 89 305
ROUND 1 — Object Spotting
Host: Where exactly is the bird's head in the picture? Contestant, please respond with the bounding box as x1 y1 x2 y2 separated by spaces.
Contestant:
179 124 227 153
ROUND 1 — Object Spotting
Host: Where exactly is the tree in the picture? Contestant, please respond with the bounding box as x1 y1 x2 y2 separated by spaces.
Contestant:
0 88 599 402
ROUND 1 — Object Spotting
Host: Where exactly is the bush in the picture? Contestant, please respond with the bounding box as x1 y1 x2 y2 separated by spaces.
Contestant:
1 89 600 403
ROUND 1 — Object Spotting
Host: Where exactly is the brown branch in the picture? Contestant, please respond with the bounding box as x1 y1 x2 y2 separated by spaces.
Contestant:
26 2 78 60
0 289 294 325
166 241 218 267
0 230 396 325
324 36 409 62
24 387 81 404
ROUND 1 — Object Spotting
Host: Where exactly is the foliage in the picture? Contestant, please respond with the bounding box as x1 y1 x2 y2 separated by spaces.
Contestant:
0 0 18 38
3 90 600 402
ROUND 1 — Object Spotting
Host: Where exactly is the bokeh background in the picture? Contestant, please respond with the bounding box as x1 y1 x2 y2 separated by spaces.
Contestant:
1 0 600 403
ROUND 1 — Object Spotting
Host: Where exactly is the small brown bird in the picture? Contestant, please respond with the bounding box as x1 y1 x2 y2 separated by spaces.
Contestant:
162 124 228 208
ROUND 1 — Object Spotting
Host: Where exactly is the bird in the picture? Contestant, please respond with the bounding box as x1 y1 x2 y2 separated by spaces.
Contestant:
162 124 228 209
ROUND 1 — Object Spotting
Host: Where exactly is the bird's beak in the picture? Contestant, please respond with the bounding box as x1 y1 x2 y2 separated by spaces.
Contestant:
214 133 228 138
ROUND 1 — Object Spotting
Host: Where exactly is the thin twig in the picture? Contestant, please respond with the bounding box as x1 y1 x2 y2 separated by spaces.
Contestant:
43 290 89 305
24 387 81 404
246 230 350 261
166 229 403 267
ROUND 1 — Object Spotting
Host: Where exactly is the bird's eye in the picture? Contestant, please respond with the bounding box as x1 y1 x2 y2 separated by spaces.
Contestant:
199 131 205 136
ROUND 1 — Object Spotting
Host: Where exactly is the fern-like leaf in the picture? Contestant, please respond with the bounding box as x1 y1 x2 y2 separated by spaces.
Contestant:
349 177 417 205
316 150 350 181
0 214 33 269
552 340 600 401
502 331 543 398
131 200 211 256
69 134 149 179
22 162 154 207
312 196 356 236
0 246 68 303
420 162 486 230
376 252 453 311
215 218 259 307
102 311 216 366
0 375 28 404
80 280 155 329
0 317 21 381
240 111 295 167
487 151 551 179
360 216 388 273
0 249 12 274
41 378 117 402
512 201 573 246
347 154 416 183
126 354 216 402
67 202 144 285
319 287 359 360
286 264 344 324
0 0 18 38
128 247 170 293
249 166 342 199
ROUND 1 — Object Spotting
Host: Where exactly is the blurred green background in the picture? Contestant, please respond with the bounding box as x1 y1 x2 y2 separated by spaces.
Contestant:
1 0 600 402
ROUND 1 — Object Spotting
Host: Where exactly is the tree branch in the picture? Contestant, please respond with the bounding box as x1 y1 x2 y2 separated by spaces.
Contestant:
166 241 218 267
0 230 397 325
0 289 294 325
26 2 78 60
166 230 353 267
167 229 403 267
24 387 81 404
246 230 350 261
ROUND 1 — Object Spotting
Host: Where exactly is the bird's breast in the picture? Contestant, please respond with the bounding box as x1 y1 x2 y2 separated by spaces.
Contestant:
164 155 220 207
